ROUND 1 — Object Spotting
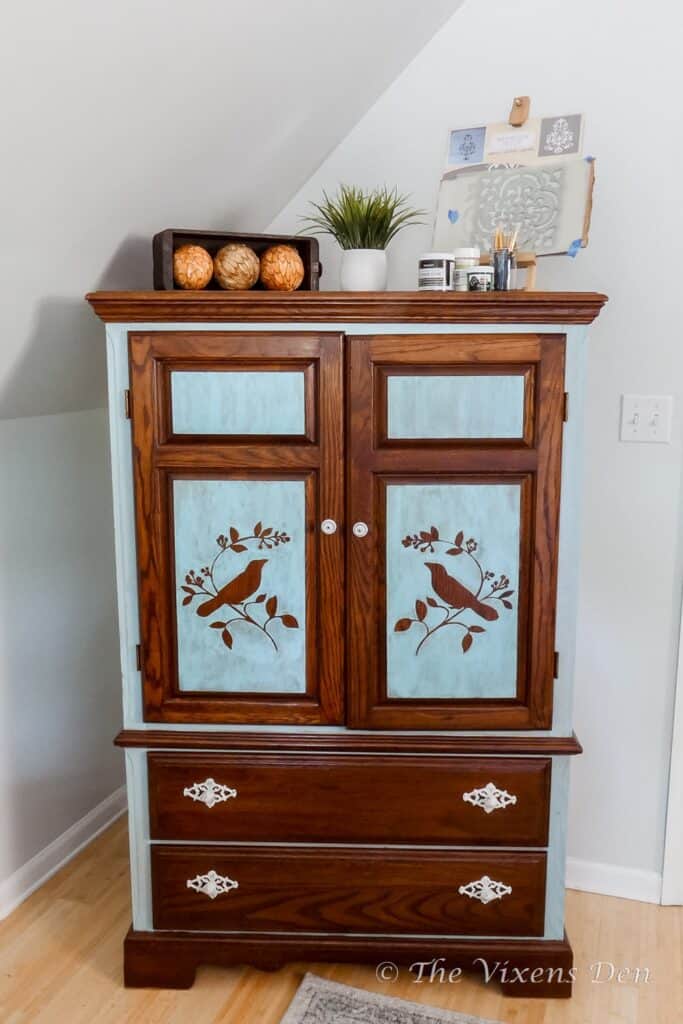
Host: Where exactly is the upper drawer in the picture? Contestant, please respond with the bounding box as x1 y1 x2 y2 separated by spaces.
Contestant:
148 752 551 846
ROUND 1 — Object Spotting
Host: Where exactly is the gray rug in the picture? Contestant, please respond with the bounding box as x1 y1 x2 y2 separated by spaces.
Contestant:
281 973 502 1024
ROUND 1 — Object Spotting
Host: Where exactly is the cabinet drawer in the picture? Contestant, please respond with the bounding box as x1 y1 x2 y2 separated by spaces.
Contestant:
148 752 550 846
152 844 546 936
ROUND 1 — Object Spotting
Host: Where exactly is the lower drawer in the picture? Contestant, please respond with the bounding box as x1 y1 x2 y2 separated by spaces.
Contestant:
148 752 551 846
151 845 546 937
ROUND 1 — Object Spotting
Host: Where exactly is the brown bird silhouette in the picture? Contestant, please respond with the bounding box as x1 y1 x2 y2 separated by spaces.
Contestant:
424 562 499 622
197 559 268 617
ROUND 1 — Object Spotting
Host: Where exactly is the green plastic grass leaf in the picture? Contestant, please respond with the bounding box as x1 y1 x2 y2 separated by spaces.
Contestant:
300 184 424 250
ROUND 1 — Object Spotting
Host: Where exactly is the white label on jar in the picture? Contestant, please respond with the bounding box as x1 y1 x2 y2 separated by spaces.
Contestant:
418 259 453 289
467 270 493 292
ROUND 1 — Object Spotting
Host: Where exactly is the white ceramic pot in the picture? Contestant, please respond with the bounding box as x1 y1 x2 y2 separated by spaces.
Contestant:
340 248 388 291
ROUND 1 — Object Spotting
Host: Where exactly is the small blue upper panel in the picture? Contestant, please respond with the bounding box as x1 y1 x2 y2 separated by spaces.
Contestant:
387 374 525 439
171 370 306 435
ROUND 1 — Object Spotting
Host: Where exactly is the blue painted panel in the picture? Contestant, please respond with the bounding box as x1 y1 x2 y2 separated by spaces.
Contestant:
171 371 306 435
387 374 525 439
386 482 521 699
173 479 306 693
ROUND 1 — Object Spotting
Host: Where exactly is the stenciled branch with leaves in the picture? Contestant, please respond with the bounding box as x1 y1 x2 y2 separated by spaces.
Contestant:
180 521 299 652
394 525 514 656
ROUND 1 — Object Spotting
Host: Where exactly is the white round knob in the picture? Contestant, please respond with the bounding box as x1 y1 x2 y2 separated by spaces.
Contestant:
352 521 369 538
321 519 337 535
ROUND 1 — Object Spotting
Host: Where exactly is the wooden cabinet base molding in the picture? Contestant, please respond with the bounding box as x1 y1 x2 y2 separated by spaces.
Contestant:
123 927 575 998
88 290 606 997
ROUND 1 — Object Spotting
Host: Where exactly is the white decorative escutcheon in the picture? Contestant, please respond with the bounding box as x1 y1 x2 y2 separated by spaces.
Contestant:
462 781 517 814
186 870 239 900
458 875 512 904
183 777 237 808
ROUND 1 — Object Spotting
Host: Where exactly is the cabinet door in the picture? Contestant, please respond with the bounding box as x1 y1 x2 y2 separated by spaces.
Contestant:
348 333 565 730
129 331 344 724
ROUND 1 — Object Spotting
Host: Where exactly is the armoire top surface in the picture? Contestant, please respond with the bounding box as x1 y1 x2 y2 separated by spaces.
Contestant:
86 290 608 324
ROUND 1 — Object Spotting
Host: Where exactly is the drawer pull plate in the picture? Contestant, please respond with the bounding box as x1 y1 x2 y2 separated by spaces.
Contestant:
458 875 512 904
463 781 517 814
186 870 239 900
183 777 237 808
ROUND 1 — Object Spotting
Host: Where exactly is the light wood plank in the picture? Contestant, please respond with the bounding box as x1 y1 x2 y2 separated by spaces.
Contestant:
0 821 679 1023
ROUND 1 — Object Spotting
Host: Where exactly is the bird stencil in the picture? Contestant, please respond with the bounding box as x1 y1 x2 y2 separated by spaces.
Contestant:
424 562 499 622
197 558 268 618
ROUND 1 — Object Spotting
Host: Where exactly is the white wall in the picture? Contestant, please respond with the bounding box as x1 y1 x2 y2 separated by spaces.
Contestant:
270 0 683 882
0 0 461 419
0 409 123 913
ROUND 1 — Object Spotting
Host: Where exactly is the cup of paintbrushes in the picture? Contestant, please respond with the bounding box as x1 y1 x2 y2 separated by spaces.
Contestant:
492 247 514 290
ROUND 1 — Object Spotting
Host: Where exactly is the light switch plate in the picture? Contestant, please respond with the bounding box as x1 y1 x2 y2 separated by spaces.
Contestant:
620 394 673 443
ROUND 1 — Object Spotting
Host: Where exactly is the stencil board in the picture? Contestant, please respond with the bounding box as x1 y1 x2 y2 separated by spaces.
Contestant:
433 155 595 257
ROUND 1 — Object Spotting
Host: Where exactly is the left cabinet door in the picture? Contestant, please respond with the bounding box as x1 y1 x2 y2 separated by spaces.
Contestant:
129 331 344 724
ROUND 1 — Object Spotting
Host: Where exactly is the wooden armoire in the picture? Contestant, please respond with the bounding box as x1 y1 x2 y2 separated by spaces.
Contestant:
87 290 606 997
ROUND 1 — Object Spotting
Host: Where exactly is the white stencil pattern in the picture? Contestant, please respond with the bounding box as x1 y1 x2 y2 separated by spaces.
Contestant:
458 875 512 904
463 781 518 814
466 165 563 251
183 777 237 808
186 870 239 899
543 117 575 155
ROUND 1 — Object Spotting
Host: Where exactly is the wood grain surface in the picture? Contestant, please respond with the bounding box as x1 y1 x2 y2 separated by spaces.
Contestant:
147 751 551 845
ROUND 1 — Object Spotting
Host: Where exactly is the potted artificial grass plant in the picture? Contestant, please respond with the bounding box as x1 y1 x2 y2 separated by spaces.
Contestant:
301 184 424 291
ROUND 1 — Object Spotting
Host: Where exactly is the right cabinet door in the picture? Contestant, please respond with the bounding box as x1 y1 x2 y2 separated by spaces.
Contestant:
348 333 565 730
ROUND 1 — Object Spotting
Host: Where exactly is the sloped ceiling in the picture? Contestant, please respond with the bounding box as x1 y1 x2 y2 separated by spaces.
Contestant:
0 0 464 418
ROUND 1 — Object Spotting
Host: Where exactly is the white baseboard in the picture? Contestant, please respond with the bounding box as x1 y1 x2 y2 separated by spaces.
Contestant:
0 786 127 921
567 856 662 904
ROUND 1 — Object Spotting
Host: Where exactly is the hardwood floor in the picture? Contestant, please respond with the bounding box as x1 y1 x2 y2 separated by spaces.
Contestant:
0 817 680 1023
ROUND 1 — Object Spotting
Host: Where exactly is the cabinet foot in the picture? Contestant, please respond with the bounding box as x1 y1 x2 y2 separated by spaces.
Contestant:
124 929 196 989
123 927 574 997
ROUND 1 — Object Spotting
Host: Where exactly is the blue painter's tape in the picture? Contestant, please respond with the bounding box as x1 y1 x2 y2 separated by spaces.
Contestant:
567 238 582 258
448 209 459 224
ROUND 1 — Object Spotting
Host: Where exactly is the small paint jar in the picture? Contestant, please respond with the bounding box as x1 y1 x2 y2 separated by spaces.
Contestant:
453 247 480 292
466 266 494 292
417 252 455 291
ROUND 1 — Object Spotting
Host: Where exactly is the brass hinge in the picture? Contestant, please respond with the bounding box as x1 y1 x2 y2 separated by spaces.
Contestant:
553 651 560 678
124 389 131 419
135 644 142 671
562 392 569 422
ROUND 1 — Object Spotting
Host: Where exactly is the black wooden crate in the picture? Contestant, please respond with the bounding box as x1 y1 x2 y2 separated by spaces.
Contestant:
153 229 321 290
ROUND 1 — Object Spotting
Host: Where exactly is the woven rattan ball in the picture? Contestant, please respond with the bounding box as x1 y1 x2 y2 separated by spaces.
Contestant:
213 244 260 290
259 244 305 291
172 244 213 290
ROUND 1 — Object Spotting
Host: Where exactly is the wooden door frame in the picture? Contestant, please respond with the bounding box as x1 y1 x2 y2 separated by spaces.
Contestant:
347 332 566 731
128 330 344 725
